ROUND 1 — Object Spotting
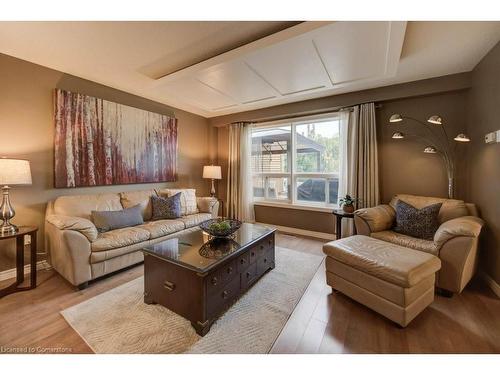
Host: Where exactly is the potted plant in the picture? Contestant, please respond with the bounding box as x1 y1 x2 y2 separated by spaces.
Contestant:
339 194 358 213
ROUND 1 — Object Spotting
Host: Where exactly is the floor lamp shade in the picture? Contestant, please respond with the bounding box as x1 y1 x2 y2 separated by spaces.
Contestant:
0 158 32 235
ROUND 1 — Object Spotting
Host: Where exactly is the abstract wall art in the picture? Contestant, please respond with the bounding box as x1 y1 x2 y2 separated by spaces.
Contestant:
54 89 178 188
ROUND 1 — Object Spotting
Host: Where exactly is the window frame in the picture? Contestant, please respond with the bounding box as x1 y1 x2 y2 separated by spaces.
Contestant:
251 113 341 209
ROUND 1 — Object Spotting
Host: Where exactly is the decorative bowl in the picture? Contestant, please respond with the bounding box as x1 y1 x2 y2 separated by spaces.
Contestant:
199 218 242 238
199 238 240 259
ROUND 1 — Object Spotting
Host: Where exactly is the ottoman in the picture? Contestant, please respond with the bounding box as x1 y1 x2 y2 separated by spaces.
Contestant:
323 235 441 327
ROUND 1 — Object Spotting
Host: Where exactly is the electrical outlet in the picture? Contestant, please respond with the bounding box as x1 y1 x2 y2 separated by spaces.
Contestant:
24 235 31 245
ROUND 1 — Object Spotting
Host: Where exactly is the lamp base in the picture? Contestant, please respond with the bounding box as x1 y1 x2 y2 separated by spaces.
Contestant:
0 222 18 236
210 179 216 198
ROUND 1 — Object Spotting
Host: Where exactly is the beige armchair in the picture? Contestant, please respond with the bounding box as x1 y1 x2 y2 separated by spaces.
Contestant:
354 194 484 295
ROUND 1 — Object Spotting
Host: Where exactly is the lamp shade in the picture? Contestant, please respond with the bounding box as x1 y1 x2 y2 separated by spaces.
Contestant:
454 133 470 142
427 115 442 125
389 114 403 123
392 132 404 139
0 158 32 185
203 165 222 180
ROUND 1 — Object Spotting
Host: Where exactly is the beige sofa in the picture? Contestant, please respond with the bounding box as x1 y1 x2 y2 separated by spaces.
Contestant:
354 194 484 295
45 189 219 289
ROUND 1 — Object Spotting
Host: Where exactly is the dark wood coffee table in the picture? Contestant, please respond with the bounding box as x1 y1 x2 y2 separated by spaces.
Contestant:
142 223 276 336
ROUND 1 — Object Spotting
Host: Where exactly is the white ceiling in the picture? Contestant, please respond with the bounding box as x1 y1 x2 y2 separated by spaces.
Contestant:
1 21 499 118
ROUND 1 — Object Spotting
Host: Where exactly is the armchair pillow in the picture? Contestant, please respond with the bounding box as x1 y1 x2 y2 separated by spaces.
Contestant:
91 204 144 233
393 200 442 240
151 193 182 220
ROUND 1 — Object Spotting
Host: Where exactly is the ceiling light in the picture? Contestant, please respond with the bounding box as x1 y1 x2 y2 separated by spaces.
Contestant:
389 114 403 123
392 132 404 139
454 133 470 142
427 115 442 125
423 146 437 154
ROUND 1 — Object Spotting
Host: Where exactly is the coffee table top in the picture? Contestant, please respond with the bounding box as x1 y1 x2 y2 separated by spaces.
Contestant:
143 223 275 273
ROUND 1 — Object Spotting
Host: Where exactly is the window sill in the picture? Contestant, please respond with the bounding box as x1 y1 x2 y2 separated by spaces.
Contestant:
253 201 337 213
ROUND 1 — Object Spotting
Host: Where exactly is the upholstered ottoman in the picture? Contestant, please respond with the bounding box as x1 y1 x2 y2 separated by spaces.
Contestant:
323 235 441 327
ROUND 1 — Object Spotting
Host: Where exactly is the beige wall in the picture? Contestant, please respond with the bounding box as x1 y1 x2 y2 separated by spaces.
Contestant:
0 53 211 271
212 74 471 233
467 42 500 284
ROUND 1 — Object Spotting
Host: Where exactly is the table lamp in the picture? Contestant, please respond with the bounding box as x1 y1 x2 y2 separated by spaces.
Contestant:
202 165 222 197
0 158 32 235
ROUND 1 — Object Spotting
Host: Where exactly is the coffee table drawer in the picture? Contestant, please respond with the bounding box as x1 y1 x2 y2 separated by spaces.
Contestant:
248 246 259 264
207 275 240 317
257 250 274 275
241 262 258 288
237 252 250 272
221 259 237 283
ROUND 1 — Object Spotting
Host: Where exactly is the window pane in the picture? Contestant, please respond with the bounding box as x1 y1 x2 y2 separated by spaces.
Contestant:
328 178 339 205
251 125 291 173
296 177 326 203
253 176 265 199
295 120 340 173
267 177 290 200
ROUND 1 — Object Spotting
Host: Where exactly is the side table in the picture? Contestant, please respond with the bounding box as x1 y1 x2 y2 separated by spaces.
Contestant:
332 209 356 239
0 226 38 298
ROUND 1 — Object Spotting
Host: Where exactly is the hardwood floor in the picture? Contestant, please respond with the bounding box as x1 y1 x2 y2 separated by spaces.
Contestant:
0 232 498 354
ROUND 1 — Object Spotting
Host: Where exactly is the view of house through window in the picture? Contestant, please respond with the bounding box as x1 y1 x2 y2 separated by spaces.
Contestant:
251 115 341 207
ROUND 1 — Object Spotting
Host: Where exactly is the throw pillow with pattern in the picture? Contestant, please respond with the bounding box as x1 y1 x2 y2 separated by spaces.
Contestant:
151 193 182 220
393 200 442 240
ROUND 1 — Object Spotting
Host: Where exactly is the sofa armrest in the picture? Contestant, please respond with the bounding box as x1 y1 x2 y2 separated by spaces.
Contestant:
46 214 98 242
434 216 484 248
354 204 395 235
197 197 220 218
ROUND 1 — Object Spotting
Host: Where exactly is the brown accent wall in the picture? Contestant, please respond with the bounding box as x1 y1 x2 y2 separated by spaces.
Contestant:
213 74 471 234
0 53 211 272
467 42 500 285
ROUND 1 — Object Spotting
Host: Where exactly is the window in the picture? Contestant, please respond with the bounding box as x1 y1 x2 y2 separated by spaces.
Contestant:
251 115 342 207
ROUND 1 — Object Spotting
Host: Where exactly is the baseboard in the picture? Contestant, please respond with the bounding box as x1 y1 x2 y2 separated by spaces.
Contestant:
255 222 336 241
481 272 500 298
0 261 52 282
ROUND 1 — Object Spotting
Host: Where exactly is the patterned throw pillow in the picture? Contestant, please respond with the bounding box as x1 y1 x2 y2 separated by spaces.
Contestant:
393 200 442 240
151 193 182 220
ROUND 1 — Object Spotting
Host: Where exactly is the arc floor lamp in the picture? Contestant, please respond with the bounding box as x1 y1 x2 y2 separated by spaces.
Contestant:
389 114 470 199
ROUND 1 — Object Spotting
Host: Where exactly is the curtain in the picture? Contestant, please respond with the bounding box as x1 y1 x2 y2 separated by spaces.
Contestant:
347 102 380 209
339 102 379 237
226 122 254 221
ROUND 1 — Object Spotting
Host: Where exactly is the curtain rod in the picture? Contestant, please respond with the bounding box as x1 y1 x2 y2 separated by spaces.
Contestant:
234 102 382 125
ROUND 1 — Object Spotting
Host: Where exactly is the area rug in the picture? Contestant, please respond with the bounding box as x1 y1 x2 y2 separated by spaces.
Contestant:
61 247 323 354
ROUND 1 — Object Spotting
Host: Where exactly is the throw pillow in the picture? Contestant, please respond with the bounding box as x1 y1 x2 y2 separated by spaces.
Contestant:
158 188 198 215
91 204 144 233
393 200 442 240
151 193 182 220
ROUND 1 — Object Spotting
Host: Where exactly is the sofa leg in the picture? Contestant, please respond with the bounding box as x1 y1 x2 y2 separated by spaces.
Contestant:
77 282 89 290
436 287 454 298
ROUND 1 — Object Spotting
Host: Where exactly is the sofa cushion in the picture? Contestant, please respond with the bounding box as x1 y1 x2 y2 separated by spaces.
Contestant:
390 194 468 224
371 230 438 255
158 188 198 215
91 227 150 252
323 235 441 288
120 189 157 221
151 193 182 220
91 205 144 233
136 219 185 239
178 213 212 228
53 193 122 220
393 200 442 240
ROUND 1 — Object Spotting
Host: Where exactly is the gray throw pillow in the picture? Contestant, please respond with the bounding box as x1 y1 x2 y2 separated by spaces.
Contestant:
151 193 182 220
91 204 144 233
393 200 442 240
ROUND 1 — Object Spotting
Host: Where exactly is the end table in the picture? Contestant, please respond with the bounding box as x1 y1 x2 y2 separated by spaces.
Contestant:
332 209 356 239
0 226 38 298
